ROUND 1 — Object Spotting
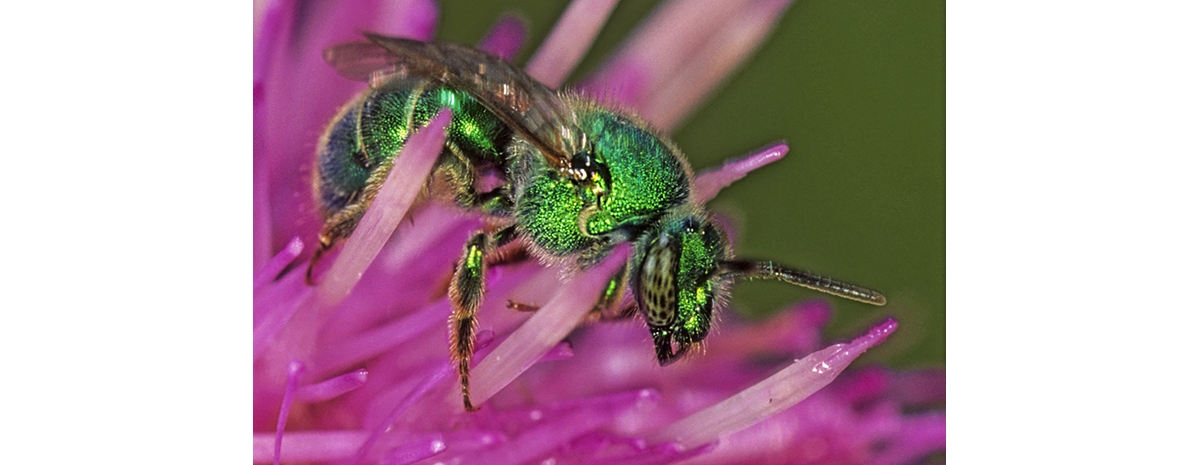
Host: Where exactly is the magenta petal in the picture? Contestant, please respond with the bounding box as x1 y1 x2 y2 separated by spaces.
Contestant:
352 364 453 465
254 236 303 289
526 0 620 88
253 0 293 84
577 58 649 110
381 435 447 465
582 0 754 114
257 0 439 258
253 431 369 463
296 368 368 402
252 272 311 359
311 300 450 375
693 143 788 203
254 1 942 462
649 319 899 449
466 245 631 409
274 360 305 465
315 110 452 305
477 15 527 61
372 0 438 42
641 0 794 130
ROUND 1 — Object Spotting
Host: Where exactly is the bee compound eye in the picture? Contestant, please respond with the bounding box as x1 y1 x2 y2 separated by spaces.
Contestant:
638 241 679 327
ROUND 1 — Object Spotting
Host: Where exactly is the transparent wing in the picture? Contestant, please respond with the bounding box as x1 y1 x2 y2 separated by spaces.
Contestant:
325 34 590 180
323 41 403 83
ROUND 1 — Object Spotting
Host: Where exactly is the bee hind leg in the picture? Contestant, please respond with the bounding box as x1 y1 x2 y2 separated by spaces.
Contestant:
449 224 518 412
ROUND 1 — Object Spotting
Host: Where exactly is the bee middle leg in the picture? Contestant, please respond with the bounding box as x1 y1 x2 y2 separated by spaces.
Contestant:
306 197 370 285
449 224 519 412
306 157 400 285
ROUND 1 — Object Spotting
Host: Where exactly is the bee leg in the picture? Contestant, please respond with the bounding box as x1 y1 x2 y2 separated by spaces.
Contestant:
440 147 515 217
448 225 517 412
483 224 525 266
306 181 385 285
651 329 691 366
304 234 332 286
587 263 635 322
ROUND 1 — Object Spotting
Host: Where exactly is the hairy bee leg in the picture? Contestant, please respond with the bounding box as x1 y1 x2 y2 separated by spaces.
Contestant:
448 225 517 412
593 263 630 319
449 231 488 412
439 149 515 217
307 157 397 285
304 235 333 285
305 205 369 285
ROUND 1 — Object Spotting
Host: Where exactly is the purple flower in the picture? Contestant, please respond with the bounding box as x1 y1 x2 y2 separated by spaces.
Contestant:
254 1 945 464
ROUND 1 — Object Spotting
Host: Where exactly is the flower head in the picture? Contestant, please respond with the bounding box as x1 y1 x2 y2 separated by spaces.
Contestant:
254 1 945 463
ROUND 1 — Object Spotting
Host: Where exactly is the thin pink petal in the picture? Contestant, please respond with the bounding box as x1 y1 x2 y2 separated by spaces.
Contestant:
692 143 788 203
252 0 294 268
258 0 438 258
478 15 527 61
580 0 755 111
296 368 368 402
254 236 304 289
311 300 449 375
252 272 312 359
373 0 438 42
525 0 620 88
381 435 447 465
642 0 793 131
448 389 658 465
649 318 899 449
274 360 305 465
253 431 369 463
465 245 631 409
253 0 292 83
352 364 453 465
316 110 451 305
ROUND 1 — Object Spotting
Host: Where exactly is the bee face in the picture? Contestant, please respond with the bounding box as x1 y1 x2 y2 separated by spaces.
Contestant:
634 211 730 364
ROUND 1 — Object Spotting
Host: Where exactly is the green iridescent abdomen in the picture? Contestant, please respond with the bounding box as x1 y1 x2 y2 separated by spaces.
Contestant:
513 102 691 256
314 82 511 217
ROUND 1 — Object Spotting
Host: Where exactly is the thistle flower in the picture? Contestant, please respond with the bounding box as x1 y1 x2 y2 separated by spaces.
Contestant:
253 1 945 463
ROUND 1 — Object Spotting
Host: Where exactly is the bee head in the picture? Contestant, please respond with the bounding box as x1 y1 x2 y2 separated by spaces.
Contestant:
633 211 730 366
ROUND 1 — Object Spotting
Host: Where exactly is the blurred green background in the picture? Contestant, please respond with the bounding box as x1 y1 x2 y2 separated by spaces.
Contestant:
436 0 944 369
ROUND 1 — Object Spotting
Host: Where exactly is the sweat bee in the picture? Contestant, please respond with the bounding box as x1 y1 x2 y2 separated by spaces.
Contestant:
308 34 886 411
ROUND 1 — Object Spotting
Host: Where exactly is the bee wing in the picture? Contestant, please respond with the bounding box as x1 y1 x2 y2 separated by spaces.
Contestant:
329 34 589 180
323 41 405 83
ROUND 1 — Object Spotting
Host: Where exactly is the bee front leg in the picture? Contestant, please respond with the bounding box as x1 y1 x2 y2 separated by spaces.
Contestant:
448 225 518 412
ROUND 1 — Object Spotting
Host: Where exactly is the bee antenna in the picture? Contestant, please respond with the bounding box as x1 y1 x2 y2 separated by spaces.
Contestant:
717 260 886 306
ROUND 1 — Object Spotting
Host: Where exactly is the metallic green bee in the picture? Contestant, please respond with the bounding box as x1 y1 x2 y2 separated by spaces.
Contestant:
309 34 886 411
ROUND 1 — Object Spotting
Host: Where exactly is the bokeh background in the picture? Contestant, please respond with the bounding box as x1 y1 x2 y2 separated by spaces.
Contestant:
434 0 944 370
